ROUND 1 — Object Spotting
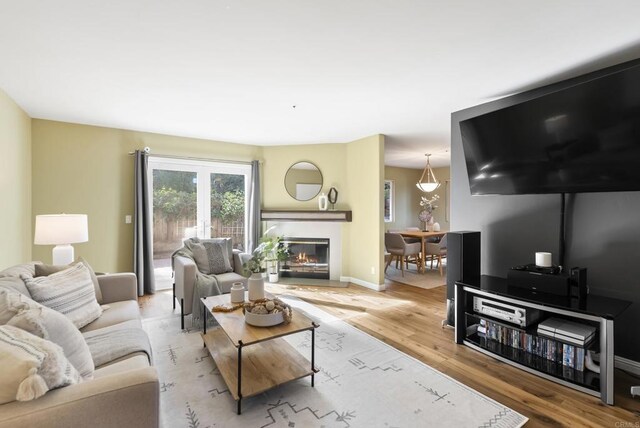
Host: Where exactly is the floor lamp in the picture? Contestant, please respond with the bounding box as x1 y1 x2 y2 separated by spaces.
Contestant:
34 214 89 265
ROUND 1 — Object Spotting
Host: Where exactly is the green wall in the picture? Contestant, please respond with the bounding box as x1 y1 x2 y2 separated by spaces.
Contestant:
0 89 31 267
31 119 261 272
31 120 385 287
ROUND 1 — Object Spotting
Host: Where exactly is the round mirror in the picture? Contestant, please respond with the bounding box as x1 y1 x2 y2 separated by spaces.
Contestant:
284 161 323 201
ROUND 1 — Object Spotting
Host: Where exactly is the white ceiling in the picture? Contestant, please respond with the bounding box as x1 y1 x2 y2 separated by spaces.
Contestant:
2 1 640 169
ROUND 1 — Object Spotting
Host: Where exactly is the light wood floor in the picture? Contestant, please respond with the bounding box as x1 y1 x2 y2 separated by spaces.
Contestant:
139 280 640 427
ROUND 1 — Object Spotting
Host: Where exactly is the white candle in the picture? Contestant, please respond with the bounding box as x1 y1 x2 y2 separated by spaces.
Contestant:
535 252 552 267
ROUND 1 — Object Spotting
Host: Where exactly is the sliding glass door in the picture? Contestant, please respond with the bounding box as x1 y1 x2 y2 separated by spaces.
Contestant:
148 157 251 289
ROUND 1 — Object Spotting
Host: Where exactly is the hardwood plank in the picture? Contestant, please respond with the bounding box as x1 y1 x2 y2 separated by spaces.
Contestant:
202 328 313 400
141 280 640 427
263 282 640 426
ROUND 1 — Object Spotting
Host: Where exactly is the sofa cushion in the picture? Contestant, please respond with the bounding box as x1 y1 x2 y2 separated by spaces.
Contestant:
214 272 248 294
83 320 152 368
93 354 150 377
80 301 141 333
22 264 102 329
0 325 82 404
34 257 103 304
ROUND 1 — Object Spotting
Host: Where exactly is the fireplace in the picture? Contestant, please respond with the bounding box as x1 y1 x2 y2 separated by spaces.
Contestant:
280 237 330 279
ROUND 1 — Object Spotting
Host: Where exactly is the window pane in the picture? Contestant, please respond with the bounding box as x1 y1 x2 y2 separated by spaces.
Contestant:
210 173 246 251
152 169 197 260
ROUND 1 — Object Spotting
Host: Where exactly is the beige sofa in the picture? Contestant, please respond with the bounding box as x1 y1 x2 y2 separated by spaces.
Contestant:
0 264 159 428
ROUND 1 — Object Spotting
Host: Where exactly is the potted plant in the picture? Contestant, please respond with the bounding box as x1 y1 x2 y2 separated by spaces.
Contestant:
257 236 291 283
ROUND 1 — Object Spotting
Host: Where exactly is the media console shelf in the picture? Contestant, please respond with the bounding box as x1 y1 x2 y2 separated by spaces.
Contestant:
454 275 631 405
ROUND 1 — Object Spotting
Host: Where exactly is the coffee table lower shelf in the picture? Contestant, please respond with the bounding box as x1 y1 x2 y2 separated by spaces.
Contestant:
202 327 314 411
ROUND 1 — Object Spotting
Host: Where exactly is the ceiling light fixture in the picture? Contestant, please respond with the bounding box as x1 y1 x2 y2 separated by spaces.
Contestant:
416 154 440 193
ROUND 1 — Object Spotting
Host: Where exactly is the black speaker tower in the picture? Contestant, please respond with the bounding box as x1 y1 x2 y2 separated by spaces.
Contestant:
445 231 481 326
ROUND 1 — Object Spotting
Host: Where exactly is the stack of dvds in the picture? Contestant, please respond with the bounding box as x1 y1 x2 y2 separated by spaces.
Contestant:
477 318 586 371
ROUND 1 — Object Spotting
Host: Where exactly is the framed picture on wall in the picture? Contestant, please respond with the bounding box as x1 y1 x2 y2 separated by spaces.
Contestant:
384 180 394 222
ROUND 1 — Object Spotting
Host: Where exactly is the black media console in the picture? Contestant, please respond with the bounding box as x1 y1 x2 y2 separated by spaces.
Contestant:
454 275 631 405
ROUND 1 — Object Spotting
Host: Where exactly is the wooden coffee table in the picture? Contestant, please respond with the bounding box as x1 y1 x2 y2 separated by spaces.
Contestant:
200 294 319 414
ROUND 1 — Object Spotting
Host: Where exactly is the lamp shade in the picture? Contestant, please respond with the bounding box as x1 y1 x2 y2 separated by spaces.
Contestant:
416 182 440 192
34 214 89 245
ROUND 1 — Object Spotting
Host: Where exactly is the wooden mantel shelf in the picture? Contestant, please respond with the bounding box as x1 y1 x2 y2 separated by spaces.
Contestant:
261 210 352 222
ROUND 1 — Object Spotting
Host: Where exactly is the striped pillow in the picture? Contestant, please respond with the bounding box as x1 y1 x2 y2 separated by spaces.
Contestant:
21 264 102 329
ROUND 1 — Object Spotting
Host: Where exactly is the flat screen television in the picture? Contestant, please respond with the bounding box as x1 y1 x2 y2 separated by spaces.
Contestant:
459 60 640 195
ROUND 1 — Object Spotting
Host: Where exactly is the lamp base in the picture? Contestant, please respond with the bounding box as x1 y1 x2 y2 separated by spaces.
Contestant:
52 244 74 265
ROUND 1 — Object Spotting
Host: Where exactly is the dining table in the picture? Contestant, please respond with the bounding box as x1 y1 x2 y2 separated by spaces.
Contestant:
399 230 447 274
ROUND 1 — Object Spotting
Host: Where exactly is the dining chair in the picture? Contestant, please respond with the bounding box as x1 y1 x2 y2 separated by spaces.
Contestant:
425 234 447 276
385 232 422 277
403 227 422 244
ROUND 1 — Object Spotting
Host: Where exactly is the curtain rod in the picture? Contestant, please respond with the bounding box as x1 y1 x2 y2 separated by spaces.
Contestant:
128 150 259 165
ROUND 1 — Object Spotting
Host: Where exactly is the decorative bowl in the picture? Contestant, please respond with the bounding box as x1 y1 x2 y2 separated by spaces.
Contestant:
244 310 284 327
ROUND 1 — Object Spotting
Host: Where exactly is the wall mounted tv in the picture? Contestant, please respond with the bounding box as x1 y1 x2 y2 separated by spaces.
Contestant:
459 60 640 195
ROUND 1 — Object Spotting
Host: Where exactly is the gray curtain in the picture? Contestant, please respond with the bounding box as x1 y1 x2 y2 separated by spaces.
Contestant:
247 160 261 252
134 150 155 295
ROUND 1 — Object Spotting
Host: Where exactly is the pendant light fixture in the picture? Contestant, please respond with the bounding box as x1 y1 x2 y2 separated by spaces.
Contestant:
416 154 440 192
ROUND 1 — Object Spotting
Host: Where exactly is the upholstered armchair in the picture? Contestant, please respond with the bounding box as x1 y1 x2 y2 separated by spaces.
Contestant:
425 234 447 276
173 239 251 329
384 232 422 276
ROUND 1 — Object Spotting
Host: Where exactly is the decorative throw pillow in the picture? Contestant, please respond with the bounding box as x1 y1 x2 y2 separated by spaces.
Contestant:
0 286 30 325
34 257 103 304
0 325 81 404
190 242 210 273
0 262 40 279
191 241 232 275
2 289 94 379
0 276 32 299
22 264 103 329
200 238 233 263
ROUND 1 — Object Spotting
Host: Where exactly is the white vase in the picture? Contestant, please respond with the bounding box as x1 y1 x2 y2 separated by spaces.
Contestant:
268 272 279 283
248 273 265 301
433 222 441 232
318 192 328 211
230 282 245 303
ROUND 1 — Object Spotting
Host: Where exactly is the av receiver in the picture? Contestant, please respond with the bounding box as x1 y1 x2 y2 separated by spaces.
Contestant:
473 296 541 327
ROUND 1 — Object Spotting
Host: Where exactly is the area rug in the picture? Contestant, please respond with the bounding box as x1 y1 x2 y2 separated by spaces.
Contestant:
144 296 527 428
385 263 446 289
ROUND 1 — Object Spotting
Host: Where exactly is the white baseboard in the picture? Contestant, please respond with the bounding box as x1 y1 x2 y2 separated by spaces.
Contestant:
340 276 385 291
616 355 640 376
